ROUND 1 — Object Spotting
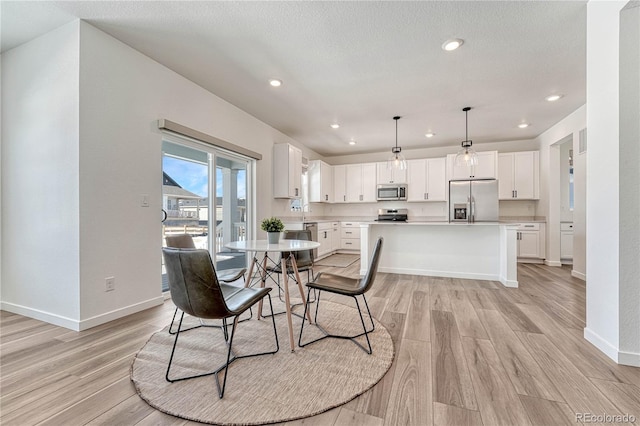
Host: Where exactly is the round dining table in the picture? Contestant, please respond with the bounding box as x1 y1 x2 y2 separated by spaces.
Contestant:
225 239 320 352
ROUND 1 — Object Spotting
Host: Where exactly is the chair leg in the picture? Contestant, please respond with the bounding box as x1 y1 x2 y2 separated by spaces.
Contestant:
166 294 280 399
298 291 375 354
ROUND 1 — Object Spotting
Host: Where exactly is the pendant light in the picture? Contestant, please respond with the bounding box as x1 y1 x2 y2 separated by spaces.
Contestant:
387 116 407 171
454 107 479 167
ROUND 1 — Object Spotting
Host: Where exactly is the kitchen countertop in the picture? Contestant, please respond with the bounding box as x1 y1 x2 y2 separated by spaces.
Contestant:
281 215 546 224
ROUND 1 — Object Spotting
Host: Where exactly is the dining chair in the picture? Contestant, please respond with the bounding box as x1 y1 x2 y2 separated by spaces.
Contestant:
165 234 249 334
267 229 315 282
298 237 383 354
162 247 279 398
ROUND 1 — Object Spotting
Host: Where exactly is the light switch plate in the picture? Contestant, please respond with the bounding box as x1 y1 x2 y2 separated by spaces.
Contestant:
141 194 149 207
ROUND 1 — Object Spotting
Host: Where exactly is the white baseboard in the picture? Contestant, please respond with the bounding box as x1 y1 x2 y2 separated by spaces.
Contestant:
79 297 165 330
544 260 563 267
1 296 164 331
519 258 545 264
584 327 640 367
500 278 519 288
376 266 500 282
0 302 80 330
571 270 586 281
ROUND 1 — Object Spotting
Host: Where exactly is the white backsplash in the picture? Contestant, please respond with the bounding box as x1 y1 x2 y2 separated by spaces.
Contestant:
498 200 537 217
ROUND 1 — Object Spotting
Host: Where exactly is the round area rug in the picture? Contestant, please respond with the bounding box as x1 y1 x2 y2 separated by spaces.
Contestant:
131 300 394 425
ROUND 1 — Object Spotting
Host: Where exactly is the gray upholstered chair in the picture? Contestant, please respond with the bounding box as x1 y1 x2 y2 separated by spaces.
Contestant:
165 234 248 333
267 229 315 286
162 247 278 398
298 237 383 354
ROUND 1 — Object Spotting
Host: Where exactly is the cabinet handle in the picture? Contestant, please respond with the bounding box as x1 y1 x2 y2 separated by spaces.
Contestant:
345 242 352 245
426 192 429 200
515 190 517 198
295 188 299 197
346 231 352 234
424 193 427 200
343 195 346 202
325 194 328 201
359 194 363 201
324 231 327 238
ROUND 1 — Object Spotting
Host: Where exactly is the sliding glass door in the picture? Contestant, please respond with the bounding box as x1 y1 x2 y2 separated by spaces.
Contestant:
161 137 252 292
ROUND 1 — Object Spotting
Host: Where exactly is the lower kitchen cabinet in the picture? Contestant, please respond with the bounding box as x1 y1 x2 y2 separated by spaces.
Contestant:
561 222 574 262
331 222 341 252
317 222 333 259
340 221 361 251
516 222 546 262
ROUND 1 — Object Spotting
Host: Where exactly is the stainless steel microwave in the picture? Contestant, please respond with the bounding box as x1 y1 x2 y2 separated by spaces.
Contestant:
377 184 407 201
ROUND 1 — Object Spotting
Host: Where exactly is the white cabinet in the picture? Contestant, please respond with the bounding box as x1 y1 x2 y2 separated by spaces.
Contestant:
308 160 333 203
345 163 376 203
273 143 302 198
407 157 447 202
498 151 539 200
447 151 497 180
515 222 546 261
333 165 347 203
561 222 574 261
341 222 360 251
331 222 341 252
317 222 333 259
376 162 407 184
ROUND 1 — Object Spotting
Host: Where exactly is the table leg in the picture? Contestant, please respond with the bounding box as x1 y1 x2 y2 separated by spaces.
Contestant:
257 253 268 319
289 253 313 325
281 257 295 352
244 254 256 289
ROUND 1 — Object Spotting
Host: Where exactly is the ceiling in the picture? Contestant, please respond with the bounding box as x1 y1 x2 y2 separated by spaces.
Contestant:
1 1 587 157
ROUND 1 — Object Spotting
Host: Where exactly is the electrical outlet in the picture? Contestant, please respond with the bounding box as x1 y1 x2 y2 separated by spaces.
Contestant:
105 277 115 292
140 194 149 207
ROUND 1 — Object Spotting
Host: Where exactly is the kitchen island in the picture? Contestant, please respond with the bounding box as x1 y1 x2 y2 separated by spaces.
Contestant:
360 221 519 287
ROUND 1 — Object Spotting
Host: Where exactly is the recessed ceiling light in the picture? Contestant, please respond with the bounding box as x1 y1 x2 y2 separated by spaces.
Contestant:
545 94 563 102
269 79 282 87
425 132 436 138
348 140 356 145
518 123 530 129
330 123 340 129
442 38 464 51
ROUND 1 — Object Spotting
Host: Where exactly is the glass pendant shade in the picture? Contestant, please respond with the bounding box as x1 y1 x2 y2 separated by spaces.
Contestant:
454 107 478 167
455 141 478 167
387 116 406 170
388 148 407 170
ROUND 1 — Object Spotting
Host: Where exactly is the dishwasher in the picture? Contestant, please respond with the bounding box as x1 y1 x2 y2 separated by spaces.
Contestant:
304 223 318 260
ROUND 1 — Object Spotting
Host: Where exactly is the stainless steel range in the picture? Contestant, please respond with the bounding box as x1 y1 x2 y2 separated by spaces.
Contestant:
376 208 408 222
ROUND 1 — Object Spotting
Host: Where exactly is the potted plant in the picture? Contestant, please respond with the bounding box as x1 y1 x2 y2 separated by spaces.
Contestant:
261 217 285 244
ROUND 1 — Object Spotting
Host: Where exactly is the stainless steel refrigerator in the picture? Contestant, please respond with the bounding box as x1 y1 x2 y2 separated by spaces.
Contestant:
449 179 499 223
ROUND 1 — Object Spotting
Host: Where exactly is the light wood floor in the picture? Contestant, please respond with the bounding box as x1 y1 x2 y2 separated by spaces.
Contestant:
2 263 640 425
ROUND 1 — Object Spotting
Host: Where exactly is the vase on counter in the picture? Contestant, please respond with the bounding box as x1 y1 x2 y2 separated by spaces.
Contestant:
267 232 280 244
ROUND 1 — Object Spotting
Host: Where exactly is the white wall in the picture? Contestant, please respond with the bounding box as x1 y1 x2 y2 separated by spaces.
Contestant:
617 1 640 364
1 21 323 329
535 106 586 272
585 0 639 366
1 22 81 326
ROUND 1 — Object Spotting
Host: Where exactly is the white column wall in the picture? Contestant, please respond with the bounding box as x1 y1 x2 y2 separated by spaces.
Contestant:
618 2 640 364
585 0 639 366
0 22 81 327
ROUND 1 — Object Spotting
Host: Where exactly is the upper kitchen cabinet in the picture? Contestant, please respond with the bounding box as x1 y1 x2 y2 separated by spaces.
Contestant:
447 151 497 180
346 163 377 203
376 162 407 184
407 157 447 202
273 143 302 198
498 151 539 200
333 165 347 203
308 160 333 203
